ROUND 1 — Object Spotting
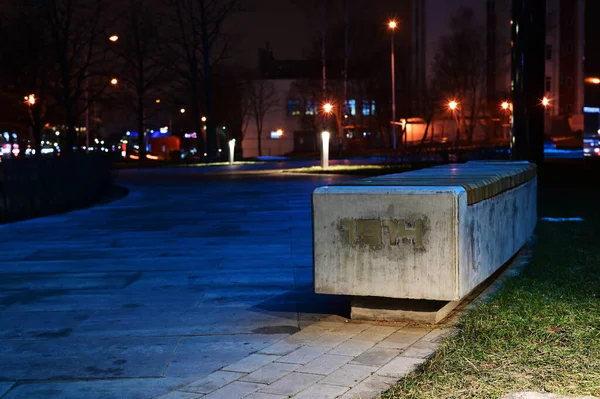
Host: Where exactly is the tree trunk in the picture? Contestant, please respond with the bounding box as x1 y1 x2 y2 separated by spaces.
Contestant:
137 95 145 160
199 0 217 161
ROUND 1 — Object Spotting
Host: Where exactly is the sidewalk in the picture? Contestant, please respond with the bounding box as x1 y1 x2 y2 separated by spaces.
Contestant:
165 316 455 399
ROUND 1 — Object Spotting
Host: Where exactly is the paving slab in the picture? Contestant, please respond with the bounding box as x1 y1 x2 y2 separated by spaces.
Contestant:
376 356 424 378
156 391 204 399
292 383 349 399
0 382 15 397
202 381 266 399
319 364 378 387
297 354 353 375
180 371 246 394
2 377 188 399
277 345 329 365
350 347 401 368
259 372 323 396
239 362 299 384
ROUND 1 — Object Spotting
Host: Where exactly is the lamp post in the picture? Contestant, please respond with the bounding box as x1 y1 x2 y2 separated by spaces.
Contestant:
321 131 330 170
448 100 460 145
228 139 235 165
501 101 513 140
388 20 398 151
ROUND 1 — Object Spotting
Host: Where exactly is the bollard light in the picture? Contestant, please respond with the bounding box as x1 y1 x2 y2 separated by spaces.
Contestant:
228 139 236 165
321 131 330 170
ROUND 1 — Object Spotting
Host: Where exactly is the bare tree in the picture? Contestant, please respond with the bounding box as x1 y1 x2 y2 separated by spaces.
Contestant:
430 7 486 144
0 2 57 158
113 0 166 159
44 0 113 155
244 80 278 157
169 0 240 160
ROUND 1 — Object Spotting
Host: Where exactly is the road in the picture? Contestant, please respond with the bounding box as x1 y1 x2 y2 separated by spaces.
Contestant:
0 169 353 398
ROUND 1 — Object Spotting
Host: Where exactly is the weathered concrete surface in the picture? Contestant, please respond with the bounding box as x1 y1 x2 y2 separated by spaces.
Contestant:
0 170 353 397
350 296 459 324
313 186 464 300
313 162 537 303
500 392 599 399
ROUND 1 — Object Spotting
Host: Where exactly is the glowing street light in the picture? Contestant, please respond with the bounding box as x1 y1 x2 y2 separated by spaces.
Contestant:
542 97 550 107
155 99 161 104
501 101 511 110
323 103 333 114
228 139 236 165
25 94 36 106
586 77 600 84
448 100 458 111
110 78 118 85
201 116 207 122
388 20 398 30
321 131 330 170
109 35 119 42
180 108 186 114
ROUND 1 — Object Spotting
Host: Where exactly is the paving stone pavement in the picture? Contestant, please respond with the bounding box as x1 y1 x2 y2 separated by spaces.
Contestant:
165 315 456 399
0 169 458 398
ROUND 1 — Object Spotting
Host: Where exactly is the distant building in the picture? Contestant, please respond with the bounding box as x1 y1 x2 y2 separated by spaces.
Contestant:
423 0 584 136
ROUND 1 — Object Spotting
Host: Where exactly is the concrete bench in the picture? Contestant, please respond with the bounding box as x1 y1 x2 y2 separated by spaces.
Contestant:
312 161 537 323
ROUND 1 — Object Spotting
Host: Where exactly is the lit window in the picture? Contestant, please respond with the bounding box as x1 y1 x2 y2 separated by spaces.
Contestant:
362 100 371 116
362 100 376 116
345 100 356 116
305 100 316 115
287 100 301 116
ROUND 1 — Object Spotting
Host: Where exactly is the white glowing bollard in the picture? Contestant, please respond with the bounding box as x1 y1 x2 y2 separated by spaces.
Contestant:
228 139 235 165
321 131 330 170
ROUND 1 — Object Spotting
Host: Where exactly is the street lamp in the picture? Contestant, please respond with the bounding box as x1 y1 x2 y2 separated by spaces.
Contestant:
447 100 460 144
201 116 207 122
109 35 119 42
180 108 186 114
321 131 330 170
155 99 161 104
585 77 600 84
388 20 398 150
501 101 511 110
110 78 118 85
323 103 333 114
25 94 36 106
542 97 550 107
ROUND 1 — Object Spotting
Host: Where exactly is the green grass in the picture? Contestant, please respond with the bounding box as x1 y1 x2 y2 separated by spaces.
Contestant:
114 160 263 169
383 161 600 399
284 164 415 175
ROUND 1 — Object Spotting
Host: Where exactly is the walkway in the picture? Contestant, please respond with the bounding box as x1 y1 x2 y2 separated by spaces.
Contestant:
0 170 352 398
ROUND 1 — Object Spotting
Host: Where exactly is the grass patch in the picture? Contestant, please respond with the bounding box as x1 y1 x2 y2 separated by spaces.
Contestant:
115 160 263 169
383 161 600 399
284 164 415 175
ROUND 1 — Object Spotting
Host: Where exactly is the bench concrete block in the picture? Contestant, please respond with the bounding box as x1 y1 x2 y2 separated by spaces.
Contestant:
313 164 537 303
313 186 465 301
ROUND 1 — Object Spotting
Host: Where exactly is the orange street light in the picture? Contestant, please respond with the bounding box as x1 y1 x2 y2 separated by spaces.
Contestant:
25 94 36 106
110 78 118 85
180 108 186 114
448 100 458 111
542 97 550 107
323 103 333 113
586 77 600 84
155 99 161 104
109 35 119 42
388 20 398 30
501 101 511 110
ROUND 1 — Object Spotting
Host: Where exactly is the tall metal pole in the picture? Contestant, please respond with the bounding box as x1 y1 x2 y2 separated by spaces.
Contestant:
85 73 89 153
391 32 397 151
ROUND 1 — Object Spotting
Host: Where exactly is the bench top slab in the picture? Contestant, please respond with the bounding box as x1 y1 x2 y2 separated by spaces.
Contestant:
333 161 536 205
